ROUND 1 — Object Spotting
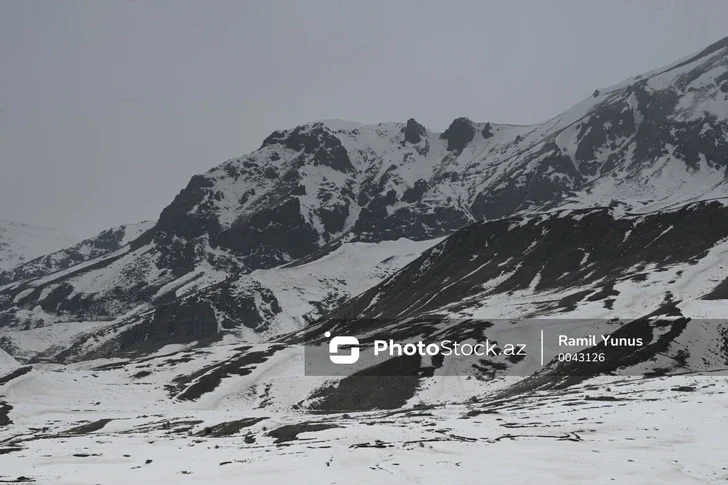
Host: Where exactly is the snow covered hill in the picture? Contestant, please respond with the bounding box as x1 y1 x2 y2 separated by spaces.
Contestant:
0 220 75 272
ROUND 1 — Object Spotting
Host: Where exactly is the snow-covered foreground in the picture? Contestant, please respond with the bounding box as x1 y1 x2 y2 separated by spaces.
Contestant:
2 364 728 484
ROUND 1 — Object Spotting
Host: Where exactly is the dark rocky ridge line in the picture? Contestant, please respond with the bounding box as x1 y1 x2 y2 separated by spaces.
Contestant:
325 201 728 321
50 199 728 363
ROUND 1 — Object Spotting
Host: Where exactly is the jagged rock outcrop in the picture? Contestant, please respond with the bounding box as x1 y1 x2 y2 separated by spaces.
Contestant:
440 117 475 151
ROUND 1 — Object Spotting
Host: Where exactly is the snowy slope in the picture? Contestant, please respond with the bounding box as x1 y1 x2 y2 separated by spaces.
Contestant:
0 237 442 363
0 347 19 375
0 220 75 272
0 220 154 286
325 201 728 322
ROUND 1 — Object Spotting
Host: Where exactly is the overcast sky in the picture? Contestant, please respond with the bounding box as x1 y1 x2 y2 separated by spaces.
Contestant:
1 0 727 240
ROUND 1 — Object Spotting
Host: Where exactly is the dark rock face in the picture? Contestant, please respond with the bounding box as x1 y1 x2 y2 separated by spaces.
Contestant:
93 277 282 355
353 193 470 242
574 98 636 167
114 276 280 353
481 122 493 139
0 248 162 330
401 179 429 203
403 118 426 144
212 283 281 331
617 83 728 172
157 175 220 242
218 198 319 269
352 159 462 241
152 174 223 272
152 167 322 272
119 295 219 351
317 204 350 235
440 117 476 151
526 145 582 203
469 142 578 220
262 123 354 173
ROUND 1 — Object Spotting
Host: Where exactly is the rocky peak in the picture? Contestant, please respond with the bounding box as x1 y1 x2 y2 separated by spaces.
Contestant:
481 122 493 139
440 117 475 151
260 123 354 173
403 118 427 144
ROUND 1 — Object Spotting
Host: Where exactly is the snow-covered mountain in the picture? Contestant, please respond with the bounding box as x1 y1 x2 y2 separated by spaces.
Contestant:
3 36 728 355
0 220 76 272
3 36 728 485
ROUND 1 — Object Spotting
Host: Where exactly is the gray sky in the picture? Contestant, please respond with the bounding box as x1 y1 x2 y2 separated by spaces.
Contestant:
1 0 727 240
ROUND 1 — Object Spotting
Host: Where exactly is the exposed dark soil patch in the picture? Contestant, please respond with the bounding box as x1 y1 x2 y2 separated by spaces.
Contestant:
120 418 202 435
0 402 13 427
671 385 696 392
91 361 129 371
0 447 22 455
195 417 267 437
0 477 35 483
308 354 430 412
169 345 285 401
66 419 113 435
584 395 626 401
0 366 32 386
350 440 392 448
267 422 340 444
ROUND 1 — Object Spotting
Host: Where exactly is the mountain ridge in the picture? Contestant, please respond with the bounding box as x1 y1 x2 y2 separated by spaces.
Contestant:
0 220 77 272
2 35 728 361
